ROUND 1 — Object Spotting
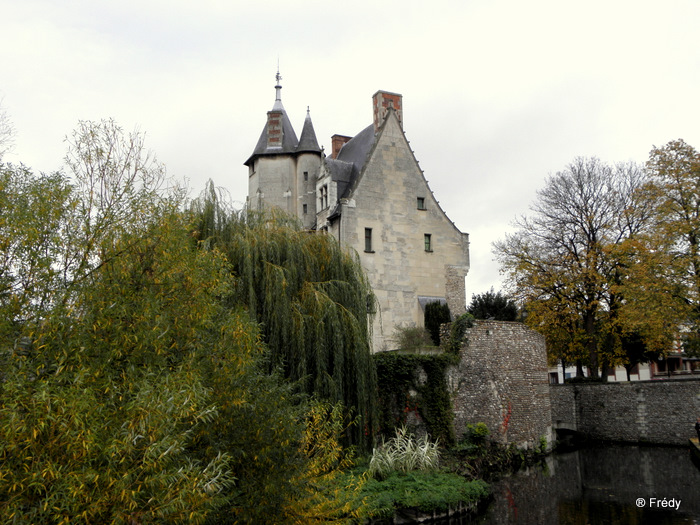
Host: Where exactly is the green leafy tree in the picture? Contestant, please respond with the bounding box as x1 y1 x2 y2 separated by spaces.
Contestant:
0 179 239 522
467 288 518 321
494 158 652 378
190 182 378 450
0 166 76 333
1 123 363 524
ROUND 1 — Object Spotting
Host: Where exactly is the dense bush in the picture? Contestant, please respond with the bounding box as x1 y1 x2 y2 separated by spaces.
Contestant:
392 324 435 352
467 288 518 321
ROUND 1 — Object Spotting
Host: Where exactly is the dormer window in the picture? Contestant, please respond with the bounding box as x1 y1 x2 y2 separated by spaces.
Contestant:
417 197 426 210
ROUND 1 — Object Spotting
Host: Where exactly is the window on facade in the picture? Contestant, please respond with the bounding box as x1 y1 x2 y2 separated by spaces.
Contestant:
304 171 308 181
319 185 329 209
365 228 373 253
417 197 426 210
424 234 432 252
303 204 307 214
319 185 328 209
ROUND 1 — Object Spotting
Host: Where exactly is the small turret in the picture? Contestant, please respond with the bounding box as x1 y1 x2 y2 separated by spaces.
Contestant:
297 107 321 154
245 71 322 227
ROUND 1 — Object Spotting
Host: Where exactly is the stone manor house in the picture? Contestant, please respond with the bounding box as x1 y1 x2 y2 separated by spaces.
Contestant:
245 74 470 351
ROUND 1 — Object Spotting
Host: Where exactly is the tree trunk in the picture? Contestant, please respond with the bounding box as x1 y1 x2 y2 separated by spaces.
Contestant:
584 310 599 379
599 358 609 382
561 357 567 383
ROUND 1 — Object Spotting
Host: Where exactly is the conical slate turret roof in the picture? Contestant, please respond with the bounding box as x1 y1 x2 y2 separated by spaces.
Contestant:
297 107 321 153
244 72 300 166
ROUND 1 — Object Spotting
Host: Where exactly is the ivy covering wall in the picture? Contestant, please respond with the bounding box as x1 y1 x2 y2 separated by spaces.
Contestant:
373 352 457 445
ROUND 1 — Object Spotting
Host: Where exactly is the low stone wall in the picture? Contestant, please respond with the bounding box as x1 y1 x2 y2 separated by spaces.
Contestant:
550 380 700 445
446 320 553 449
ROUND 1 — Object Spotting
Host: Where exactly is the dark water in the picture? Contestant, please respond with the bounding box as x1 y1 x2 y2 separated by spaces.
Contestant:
463 444 700 525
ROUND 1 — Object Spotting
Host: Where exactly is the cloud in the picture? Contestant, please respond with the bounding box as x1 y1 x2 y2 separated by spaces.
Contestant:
2 0 700 296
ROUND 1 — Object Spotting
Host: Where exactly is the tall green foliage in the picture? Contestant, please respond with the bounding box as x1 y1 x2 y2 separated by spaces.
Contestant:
0 166 76 332
0 125 368 523
0 173 240 522
190 181 378 449
467 288 518 321
373 353 456 445
424 301 451 345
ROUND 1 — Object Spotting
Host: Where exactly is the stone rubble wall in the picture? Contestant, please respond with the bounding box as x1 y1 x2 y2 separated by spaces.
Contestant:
437 319 700 448
550 380 700 445
444 320 554 449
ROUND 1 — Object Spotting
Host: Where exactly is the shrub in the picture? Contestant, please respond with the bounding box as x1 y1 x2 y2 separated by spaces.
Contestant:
392 325 435 352
361 471 489 518
368 426 440 479
465 422 490 444
447 313 475 354
453 422 491 456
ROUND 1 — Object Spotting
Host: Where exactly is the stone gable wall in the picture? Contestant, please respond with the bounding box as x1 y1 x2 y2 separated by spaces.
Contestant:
341 112 469 351
550 380 700 445
445 320 553 449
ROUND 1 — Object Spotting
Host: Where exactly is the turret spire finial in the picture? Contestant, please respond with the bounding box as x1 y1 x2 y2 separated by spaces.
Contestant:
273 63 283 110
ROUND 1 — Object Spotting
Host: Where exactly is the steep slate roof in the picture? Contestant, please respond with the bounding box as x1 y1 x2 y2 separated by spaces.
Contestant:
325 123 376 199
296 110 321 153
245 107 299 166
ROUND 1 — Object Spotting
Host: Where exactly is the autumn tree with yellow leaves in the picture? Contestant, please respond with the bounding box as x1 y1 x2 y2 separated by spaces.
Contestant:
617 139 700 357
494 157 653 378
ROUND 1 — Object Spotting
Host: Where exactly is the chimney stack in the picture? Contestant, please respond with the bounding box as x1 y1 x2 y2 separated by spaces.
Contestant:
266 110 283 149
331 134 352 159
372 90 403 133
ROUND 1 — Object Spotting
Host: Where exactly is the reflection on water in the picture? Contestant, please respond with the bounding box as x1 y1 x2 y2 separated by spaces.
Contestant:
464 444 700 525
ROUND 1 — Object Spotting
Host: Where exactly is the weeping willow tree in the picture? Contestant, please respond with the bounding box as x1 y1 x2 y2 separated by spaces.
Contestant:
190 181 378 448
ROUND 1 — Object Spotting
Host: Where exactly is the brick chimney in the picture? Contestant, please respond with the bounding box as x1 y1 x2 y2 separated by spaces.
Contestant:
266 110 283 149
331 134 352 159
372 90 403 133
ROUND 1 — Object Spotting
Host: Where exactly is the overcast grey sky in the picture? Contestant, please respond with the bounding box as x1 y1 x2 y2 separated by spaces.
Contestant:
2 0 699 298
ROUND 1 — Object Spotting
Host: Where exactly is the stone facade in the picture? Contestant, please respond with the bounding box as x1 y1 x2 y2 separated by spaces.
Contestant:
245 78 469 351
446 320 554 449
550 379 700 445
323 110 470 350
